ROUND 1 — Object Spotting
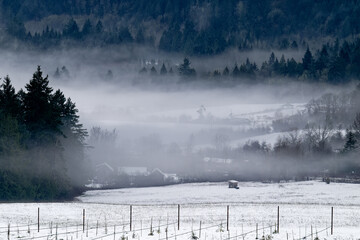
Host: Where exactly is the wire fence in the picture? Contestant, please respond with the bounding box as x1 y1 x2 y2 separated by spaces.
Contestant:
0 205 337 240
294 227 330 240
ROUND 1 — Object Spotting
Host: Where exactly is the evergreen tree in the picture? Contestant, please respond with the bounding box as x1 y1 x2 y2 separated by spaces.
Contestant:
342 131 358 152
81 19 93 37
213 70 221 78
63 18 80 39
223 66 230 76
279 55 287 75
139 67 147 74
150 66 157 75
95 20 103 33
269 52 276 66
273 58 280 74
232 64 240 77
61 66 70 78
23 66 60 144
302 47 314 71
160 64 167 75
178 58 196 78
290 40 298 49
0 76 21 118
286 58 300 77
54 67 61 78
316 45 329 71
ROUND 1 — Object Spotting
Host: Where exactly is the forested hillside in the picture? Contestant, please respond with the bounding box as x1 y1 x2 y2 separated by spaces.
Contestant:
0 67 88 201
1 0 360 54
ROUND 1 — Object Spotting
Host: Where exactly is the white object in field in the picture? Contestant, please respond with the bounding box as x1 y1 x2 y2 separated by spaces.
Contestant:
228 180 239 189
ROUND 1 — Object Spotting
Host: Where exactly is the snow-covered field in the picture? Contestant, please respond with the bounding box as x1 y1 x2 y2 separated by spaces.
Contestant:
1 181 359 240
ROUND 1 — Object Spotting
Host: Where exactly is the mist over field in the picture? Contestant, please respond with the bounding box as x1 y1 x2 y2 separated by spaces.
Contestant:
0 1 359 213
1 46 359 182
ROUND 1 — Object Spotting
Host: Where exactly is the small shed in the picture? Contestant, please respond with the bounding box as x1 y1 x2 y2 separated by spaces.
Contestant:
228 180 239 189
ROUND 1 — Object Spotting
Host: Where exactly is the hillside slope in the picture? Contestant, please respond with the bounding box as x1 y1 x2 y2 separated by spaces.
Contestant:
1 0 360 54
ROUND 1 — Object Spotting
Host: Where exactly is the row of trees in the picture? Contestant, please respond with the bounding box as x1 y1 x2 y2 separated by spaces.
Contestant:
0 66 88 200
262 39 360 84
9 16 305 54
9 18 149 48
140 38 360 85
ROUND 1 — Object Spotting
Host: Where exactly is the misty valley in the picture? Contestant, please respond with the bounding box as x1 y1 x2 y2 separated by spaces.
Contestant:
1 48 359 197
1 1 360 239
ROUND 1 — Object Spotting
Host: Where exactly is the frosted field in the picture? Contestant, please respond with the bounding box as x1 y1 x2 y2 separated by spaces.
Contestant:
0 181 359 240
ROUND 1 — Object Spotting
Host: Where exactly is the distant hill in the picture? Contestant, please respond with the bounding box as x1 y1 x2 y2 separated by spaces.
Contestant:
1 0 360 54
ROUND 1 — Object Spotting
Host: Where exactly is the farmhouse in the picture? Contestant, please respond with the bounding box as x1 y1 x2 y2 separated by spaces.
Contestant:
118 167 148 176
148 168 180 185
95 162 116 183
117 166 180 187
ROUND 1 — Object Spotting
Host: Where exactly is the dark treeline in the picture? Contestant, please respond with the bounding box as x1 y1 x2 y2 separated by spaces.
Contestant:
139 38 360 85
1 0 360 54
12 18 138 49
0 66 88 201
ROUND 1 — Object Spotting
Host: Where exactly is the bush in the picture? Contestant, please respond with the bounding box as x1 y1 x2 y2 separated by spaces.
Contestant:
0 170 76 201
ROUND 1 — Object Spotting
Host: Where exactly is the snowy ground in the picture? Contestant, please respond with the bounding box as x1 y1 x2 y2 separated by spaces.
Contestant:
0 181 359 240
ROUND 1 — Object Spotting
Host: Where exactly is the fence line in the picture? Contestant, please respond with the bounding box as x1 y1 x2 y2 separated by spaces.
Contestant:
1 219 129 234
159 221 226 240
0 223 37 229
9 220 129 240
18 219 129 240
89 220 178 240
223 224 276 240
295 227 330 240
1 205 337 239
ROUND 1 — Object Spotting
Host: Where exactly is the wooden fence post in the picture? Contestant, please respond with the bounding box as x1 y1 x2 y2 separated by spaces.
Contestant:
256 223 258 239
114 225 116 240
227 205 229 232
83 209 85 233
199 221 202 238
178 204 180 230
331 207 333 235
277 206 280 233
38 207 40 232
130 205 133 231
